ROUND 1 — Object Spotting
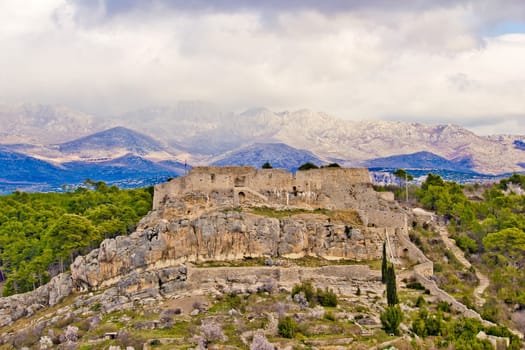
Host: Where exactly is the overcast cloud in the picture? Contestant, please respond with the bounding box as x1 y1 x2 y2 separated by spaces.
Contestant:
1 0 524 134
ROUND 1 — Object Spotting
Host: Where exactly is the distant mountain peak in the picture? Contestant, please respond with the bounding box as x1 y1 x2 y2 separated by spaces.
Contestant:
57 126 165 155
212 142 324 170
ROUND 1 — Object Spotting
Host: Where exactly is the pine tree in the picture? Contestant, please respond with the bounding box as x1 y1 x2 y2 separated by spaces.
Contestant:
381 241 388 284
386 263 398 306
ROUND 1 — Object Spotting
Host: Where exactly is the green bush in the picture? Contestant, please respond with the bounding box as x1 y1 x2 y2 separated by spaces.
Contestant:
415 296 426 308
322 163 341 168
298 162 319 171
412 309 443 337
380 305 403 335
406 281 425 290
317 287 338 307
278 316 298 338
225 292 245 313
437 301 451 313
292 281 316 305
455 235 479 254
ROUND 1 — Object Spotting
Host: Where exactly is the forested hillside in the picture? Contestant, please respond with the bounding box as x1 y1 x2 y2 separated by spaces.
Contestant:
0 182 152 296
413 173 525 333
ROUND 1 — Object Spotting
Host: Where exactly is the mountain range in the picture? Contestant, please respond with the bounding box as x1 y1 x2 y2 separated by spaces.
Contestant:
0 103 524 193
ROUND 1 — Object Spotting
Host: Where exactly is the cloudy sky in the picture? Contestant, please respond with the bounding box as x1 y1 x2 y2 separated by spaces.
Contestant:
1 0 525 134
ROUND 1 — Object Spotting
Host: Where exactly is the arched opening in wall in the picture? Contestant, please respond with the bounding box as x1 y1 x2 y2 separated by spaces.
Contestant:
293 186 298 196
403 248 409 258
238 191 246 203
210 174 216 183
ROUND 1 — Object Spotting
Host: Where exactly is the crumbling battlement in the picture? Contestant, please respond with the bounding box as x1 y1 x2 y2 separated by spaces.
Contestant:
154 166 375 210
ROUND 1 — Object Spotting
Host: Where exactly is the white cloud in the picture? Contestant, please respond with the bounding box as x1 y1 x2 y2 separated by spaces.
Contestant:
0 1 524 134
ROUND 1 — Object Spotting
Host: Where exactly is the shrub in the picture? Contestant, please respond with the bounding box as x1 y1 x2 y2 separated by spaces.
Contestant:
292 281 316 306
225 292 245 312
455 235 478 254
278 316 298 338
317 287 338 307
298 162 319 171
380 305 403 335
406 281 425 290
262 162 273 169
437 301 451 313
415 296 426 308
322 163 341 168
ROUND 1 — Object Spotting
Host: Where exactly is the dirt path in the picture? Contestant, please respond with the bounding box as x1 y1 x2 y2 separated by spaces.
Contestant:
438 228 489 306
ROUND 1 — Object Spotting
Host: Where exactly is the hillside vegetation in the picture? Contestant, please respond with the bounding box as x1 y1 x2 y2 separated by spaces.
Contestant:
412 173 525 333
0 182 153 296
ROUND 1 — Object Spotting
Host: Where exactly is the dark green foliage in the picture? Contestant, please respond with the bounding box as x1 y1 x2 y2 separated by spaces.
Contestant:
393 168 414 182
278 316 298 338
0 184 152 296
292 281 316 306
261 162 273 169
414 173 525 309
322 163 341 168
386 263 398 306
415 296 426 307
437 301 451 313
455 234 479 254
291 282 338 307
381 242 387 284
317 287 338 307
406 281 425 290
412 309 444 337
225 292 246 313
380 305 403 335
298 162 319 171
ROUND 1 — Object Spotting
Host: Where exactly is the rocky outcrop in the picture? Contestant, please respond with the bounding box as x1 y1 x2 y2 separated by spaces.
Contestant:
0 273 72 327
71 210 387 291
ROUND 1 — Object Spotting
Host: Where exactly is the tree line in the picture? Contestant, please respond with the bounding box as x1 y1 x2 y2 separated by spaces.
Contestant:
0 182 153 296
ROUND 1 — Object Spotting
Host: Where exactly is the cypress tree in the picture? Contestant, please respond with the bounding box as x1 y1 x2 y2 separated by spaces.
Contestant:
381 241 388 284
386 263 398 306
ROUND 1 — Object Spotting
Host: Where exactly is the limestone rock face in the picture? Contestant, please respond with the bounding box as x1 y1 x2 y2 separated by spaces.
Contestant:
69 209 387 291
0 273 72 327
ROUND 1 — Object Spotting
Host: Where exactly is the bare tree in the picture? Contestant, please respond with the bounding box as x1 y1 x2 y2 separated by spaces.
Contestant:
250 334 275 350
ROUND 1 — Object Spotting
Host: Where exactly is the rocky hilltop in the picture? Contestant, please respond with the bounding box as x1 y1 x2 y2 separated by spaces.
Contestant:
0 167 413 329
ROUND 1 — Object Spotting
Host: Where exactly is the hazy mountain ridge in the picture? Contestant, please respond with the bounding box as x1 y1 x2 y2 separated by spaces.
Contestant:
109 104 525 174
1 103 525 183
0 103 110 144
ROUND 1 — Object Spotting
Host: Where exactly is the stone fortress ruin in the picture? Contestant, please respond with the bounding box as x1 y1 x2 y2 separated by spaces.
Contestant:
1 166 437 330
154 166 406 230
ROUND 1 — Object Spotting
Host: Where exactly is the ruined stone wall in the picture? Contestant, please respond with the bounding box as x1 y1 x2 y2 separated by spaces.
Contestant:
187 264 380 293
154 166 374 210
